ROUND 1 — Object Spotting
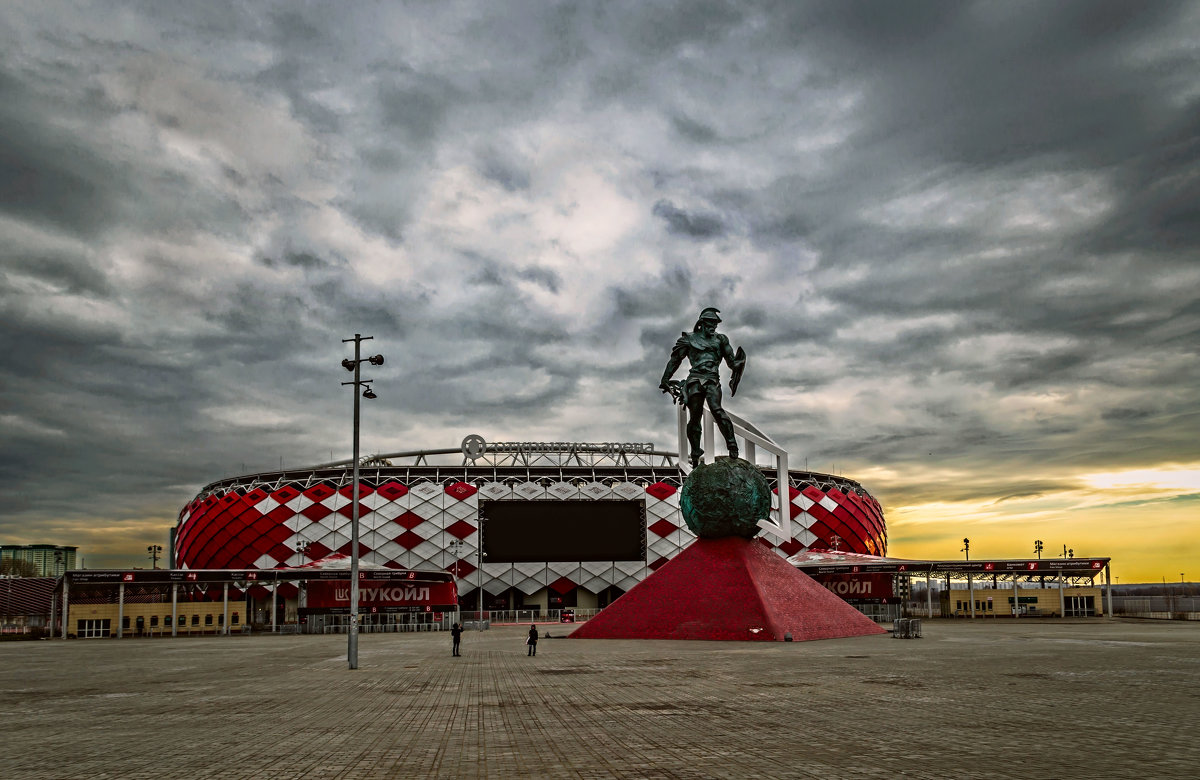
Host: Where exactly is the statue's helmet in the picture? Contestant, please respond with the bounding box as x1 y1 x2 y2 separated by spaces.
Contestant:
697 307 722 324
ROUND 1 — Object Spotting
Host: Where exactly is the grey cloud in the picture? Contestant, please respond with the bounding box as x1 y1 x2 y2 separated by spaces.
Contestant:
479 152 532 192
670 114 719 144
1101 407 1156 422
652 200 726 239
514 266 562 294
0 69 126 238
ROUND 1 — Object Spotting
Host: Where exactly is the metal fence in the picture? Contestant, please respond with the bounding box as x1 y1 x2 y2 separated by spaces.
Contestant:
461 609 599 625
1112 596 1200 619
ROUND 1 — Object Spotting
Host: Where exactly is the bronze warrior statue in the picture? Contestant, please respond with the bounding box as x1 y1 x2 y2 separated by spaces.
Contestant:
659 307 746 466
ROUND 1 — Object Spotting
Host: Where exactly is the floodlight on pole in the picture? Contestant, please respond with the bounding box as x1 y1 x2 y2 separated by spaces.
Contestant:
341 333 382 671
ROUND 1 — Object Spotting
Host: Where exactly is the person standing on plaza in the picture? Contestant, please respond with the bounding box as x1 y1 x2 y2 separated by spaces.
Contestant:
526 624 539 656
451 622 463 657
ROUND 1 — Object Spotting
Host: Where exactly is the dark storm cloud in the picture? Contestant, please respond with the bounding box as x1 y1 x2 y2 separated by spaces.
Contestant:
1 1 1197 566
652 200 726 239
0 68 125 237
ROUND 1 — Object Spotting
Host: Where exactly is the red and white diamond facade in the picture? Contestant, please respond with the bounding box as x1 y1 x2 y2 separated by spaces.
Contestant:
175 455 886 605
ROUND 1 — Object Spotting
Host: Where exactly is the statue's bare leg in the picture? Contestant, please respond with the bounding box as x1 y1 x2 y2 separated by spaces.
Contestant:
705 384 738 460
685 393 705 466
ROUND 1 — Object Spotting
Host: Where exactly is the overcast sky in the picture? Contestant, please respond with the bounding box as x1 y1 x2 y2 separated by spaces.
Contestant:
2 1 1197 579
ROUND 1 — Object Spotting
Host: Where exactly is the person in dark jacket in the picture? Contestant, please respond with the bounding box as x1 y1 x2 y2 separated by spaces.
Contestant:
451 623 463 656
526 624 539 656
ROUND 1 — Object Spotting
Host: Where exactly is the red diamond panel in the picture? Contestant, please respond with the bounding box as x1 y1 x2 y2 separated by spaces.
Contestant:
645 482 676 500
267 543 294 563
270 486 300 503
448 560 477 577
336 541 371 558
304 483 336 501
801 485 825 502
445 481 477 500
775 484 802 501
777 539 803 556
244 488 269 505
266 505 297 524
549 576 576 594
648 519 678 538
301 503 333 522
648 557 669 571
393 530 424 550
758 537 775 549
804 502 834 524
391 511 425 531
303 541 331 560
841 493 876 533
376 481 408 500
445 519 476 540
260 522 292 546
338 482 375 499
335 502 371 520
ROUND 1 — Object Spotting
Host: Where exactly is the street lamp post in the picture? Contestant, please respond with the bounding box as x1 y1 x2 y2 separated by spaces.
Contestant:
147 545 163 569
341 333 384 670
447 539 465 621
446 539 465 573
1034 540 1043 559
478 550 486 628
961 538 970 560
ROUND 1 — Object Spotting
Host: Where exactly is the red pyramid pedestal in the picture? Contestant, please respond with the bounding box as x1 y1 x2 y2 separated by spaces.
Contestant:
569 537 887 642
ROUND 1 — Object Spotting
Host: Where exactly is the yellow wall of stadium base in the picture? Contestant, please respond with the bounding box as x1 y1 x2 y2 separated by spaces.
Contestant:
68 603 247 638
942 586 1105 618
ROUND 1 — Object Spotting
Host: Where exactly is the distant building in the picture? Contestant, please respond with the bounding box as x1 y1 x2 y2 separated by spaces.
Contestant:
1 544 77 577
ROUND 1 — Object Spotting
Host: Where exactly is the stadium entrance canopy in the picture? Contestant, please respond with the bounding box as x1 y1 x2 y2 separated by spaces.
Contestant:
790 550 1114 617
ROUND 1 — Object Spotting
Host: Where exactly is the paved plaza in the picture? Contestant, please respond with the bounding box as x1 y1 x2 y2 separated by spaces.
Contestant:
2 619 1197 779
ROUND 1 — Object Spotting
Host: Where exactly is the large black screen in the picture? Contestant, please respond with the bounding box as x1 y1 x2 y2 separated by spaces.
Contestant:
479 500 646 563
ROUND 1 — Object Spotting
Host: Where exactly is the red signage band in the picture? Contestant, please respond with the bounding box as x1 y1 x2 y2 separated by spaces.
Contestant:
305 580 459 610
812 573 895 601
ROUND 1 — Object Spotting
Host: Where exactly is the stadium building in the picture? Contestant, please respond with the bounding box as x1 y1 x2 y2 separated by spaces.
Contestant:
172 433 887 626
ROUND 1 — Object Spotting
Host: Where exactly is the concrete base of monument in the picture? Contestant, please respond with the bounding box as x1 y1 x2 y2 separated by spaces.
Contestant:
568 536 888 642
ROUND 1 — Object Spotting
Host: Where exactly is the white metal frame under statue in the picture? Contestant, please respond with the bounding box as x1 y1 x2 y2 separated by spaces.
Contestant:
676 404 791 542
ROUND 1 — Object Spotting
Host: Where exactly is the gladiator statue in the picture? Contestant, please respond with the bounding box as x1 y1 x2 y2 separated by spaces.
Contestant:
659 307 746 466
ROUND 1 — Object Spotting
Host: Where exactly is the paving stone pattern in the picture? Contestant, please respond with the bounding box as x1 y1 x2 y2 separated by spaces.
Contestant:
1 620 1197 779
